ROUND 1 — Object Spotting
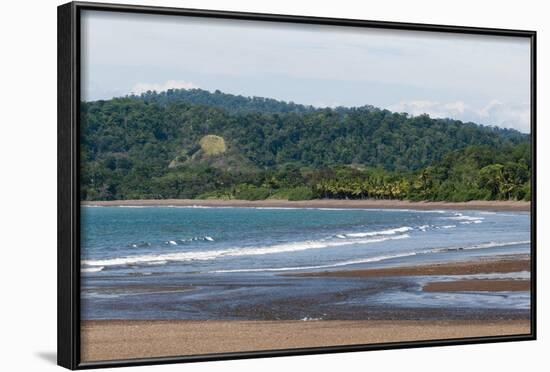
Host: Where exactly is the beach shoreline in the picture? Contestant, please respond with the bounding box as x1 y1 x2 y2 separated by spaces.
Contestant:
82 198 530 211
81 319 531 362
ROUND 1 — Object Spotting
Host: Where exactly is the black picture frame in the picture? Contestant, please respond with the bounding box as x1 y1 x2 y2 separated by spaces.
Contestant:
58 1 537 369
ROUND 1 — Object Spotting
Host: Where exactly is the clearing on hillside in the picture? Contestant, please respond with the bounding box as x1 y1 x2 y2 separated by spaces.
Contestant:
199 135 226 156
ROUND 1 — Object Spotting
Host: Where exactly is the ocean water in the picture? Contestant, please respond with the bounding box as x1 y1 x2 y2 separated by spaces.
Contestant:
81 206 531 320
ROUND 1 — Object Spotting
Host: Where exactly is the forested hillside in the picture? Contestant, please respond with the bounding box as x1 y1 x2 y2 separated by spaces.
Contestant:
133 88 315 114
80 89 531 201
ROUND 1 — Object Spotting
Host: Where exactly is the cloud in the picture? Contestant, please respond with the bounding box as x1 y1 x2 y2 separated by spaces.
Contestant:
313 101 343 108
477 100 531 133
131 80 199 94
388 100 530 133
389 100 467 119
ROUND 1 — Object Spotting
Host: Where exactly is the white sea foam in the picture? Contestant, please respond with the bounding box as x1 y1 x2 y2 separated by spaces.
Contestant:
168 240 178 245
429 240 530 254
129 242 152 248
372 209 447 214
81 234 410 268
446 213 484 222
460 220 483 224
463 240 530 250
145 260 167 265
82 266 104 273
178 236 216 243
344 226 413 238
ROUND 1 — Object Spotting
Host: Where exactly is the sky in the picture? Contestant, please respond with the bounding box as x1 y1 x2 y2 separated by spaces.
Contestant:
81 10 532 133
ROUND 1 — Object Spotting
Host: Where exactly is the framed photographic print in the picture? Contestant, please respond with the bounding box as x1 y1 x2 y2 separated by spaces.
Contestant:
58 1 536 369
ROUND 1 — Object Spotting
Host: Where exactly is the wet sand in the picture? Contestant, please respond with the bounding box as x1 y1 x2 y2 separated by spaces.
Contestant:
81 319 530 362
423 279 530 292
291 256 531 278
82 198 530 211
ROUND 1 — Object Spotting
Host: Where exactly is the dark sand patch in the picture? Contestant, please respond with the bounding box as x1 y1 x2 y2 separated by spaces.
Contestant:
423 279 530 292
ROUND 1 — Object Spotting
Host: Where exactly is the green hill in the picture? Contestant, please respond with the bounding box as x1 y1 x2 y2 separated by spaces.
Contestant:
80 89 530 201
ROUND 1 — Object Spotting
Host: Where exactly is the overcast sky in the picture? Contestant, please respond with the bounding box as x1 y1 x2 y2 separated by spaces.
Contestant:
81 10 532 133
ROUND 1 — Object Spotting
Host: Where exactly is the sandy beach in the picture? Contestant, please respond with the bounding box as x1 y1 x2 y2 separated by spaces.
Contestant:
82 198 531 211
81 319 530 362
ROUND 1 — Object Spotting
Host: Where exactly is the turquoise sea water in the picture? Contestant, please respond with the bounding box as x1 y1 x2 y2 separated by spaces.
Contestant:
81 206 531 320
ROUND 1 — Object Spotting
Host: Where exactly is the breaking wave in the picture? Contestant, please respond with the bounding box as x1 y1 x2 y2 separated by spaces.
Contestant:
81 234 410 268
342 226 413 238
82 266 104 273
